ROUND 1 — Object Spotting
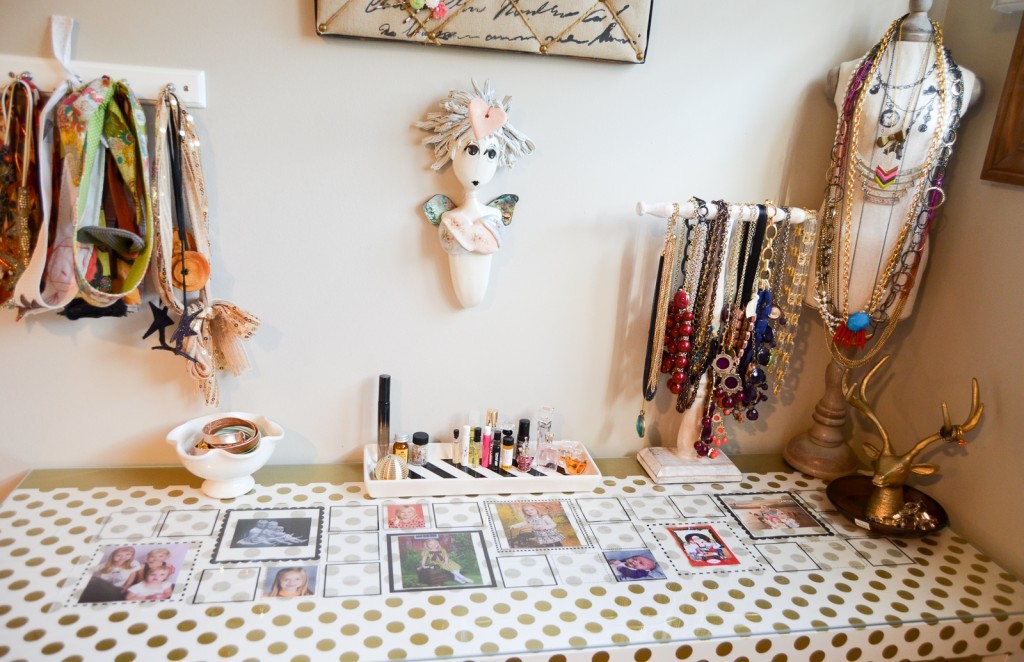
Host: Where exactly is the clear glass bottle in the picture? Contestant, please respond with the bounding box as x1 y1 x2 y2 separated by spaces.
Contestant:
392 433 409 462
410 431 429 466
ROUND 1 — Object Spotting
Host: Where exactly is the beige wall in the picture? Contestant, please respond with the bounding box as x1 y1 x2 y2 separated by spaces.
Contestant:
0 1 1019 577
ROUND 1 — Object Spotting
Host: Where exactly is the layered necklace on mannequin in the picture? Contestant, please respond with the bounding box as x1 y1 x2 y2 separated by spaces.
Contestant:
815 15 963 369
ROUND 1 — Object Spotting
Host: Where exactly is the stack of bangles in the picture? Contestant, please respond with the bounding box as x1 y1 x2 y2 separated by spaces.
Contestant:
194 417 261 455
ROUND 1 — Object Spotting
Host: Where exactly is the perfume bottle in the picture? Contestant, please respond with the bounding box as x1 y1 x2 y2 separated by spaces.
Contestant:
410 431 429 466
535 407 559 469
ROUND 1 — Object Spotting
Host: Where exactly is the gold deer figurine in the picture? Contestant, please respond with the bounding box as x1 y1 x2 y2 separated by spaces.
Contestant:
843 356 984 526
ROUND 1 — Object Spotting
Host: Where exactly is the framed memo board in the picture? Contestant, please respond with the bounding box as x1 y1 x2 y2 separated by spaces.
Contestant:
983 15 1024 185
315 0 653 64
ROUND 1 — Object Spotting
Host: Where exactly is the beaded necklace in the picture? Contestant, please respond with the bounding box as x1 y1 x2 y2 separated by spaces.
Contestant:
815 16 960 370
678 200 729 412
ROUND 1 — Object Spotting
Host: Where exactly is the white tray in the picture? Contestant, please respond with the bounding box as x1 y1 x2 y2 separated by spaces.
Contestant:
362 443 602 498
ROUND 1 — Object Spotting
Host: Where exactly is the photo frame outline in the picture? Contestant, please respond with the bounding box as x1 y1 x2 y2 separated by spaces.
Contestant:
845 536 916 567
95 510 167 541
192 566 261 604
386 530 496 593
485 499 592 553
715 491 832 540
574 496 631 523
753 541 823 574
157 508 221 538
68 540 200 607
431 501 484 529
328 504 379 532
668 495 727 519
323 562 383 598
622 495 683 521
212 507 325 564
495 554 557 588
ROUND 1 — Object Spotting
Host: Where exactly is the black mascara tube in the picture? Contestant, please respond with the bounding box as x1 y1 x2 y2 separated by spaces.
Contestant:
377 375 391 459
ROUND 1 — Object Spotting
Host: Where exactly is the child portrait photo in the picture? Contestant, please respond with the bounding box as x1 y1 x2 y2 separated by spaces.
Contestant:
388 532 495 592
385 504 428 530
668 525 740 568
262 566 318 598
604 549 666 581
489 501 586 551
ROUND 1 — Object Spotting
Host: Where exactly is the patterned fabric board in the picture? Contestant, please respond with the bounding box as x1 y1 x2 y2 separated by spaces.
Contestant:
0 473 1021 661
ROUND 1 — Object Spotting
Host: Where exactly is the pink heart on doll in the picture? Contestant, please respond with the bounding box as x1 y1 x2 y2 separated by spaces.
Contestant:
468 98 507 140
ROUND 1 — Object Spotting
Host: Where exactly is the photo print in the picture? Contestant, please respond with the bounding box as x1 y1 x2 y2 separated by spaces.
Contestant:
77 542 192 604
488 500 587 552
261 565 319 598
387 531 495 592
603 549 666 582
667 525 740 568
717 493 830 539
384 504 429 530
213 508 324 563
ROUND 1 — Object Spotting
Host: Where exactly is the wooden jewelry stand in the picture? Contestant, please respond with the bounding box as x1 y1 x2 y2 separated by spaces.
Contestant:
635 200 811 484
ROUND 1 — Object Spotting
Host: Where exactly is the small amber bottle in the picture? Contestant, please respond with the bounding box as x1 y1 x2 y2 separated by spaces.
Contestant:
392 433 409 462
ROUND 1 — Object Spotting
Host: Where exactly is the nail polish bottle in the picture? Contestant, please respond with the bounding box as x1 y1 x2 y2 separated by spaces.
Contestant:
481 426 493 469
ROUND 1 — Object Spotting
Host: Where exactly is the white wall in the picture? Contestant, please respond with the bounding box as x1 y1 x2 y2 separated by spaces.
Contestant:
2 1 1019 577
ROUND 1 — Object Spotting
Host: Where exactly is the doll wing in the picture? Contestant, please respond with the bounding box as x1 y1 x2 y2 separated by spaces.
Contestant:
423 194 455 227
487 194 519 227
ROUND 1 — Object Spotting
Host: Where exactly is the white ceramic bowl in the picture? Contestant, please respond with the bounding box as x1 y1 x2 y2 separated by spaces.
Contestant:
167 412 283 499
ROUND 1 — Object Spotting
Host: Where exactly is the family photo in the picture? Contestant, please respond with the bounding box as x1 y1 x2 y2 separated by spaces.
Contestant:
78 543 189 604
668 525 740 568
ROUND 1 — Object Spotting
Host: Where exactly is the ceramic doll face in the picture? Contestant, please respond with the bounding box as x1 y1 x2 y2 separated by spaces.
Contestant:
452 135 499 191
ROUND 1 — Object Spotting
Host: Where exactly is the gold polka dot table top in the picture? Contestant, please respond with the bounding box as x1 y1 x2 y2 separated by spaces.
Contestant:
0 472 1021 661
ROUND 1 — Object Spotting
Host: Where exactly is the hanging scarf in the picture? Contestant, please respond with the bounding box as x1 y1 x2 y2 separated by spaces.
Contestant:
0 76 42 306
62 76 153 309
151 86 259 406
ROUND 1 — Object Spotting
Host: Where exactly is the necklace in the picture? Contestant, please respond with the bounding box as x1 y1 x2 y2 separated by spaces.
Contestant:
678 199 729 412
637 204 682 437
815 15 958 369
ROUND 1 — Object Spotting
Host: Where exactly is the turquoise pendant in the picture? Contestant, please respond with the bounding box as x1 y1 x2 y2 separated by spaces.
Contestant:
636 412 646 438
847 311 871 332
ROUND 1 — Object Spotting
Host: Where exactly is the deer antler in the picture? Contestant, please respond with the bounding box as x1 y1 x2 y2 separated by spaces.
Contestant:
905 377 985 458
842 355 893 456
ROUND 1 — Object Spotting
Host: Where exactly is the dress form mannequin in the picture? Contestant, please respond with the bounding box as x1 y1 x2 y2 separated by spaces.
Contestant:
785 1 981 479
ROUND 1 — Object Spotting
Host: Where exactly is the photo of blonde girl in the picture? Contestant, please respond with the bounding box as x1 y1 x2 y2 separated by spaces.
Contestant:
124 566 174 601
387 504 426 529
494 501 583 550
263 566 316 598
93 546 142 594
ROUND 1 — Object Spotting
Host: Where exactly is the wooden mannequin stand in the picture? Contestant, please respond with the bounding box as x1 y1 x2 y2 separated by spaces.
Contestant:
784 0 982 480
783 357 859 480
